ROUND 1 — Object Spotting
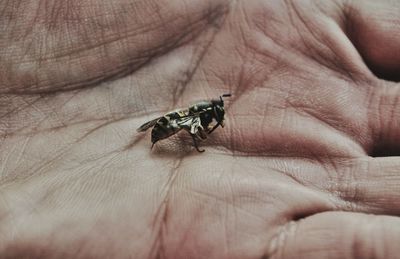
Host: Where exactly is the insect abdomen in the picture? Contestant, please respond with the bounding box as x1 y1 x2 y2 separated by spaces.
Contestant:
151 115 181 144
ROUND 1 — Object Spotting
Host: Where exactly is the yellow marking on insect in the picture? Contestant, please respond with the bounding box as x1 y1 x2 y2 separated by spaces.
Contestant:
177 111 187 117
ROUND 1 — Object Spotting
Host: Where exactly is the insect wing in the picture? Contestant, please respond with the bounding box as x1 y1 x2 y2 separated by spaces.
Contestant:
137 117 162 132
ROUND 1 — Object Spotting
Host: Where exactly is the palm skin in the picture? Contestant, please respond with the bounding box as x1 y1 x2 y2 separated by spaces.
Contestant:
1 0 400 258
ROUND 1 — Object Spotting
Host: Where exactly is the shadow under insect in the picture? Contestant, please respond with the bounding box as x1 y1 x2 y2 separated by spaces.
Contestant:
137 94 231 153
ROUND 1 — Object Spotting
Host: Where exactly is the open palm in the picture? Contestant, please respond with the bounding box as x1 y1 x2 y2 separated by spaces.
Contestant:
1 0 400 258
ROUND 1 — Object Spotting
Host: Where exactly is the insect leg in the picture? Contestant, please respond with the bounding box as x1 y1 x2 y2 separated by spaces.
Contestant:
208 121 221 134
191 134 205 153
198 128 208 140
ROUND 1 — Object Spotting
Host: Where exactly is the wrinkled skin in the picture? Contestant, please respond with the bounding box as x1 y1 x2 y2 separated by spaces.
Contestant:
1 0 400 258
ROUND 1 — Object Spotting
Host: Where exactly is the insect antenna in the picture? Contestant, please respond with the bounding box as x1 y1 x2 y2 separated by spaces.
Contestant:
220 93 232 103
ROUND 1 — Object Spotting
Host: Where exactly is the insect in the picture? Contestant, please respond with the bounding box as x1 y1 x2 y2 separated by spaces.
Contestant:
137 94 231 152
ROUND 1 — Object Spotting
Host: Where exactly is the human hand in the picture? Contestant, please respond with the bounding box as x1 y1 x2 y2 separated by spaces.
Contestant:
1 0 400 258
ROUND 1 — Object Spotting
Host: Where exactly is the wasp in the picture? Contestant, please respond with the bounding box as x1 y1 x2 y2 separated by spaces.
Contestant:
137 94 231 152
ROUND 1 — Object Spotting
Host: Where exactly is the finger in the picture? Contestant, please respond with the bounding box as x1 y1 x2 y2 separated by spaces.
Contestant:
331 157 400 215
346 0 400 81
368 84 400 155
341 0 400 154
268 211 400 259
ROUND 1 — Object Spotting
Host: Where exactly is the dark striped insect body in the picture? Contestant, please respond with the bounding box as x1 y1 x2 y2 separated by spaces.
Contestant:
137 94 231 152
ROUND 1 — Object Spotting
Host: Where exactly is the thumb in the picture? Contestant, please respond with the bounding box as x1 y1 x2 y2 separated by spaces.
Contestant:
346 0 400 82
268 212 400 259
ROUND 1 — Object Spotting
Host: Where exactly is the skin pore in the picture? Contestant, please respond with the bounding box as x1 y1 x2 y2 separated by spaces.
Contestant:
0 0 400 258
